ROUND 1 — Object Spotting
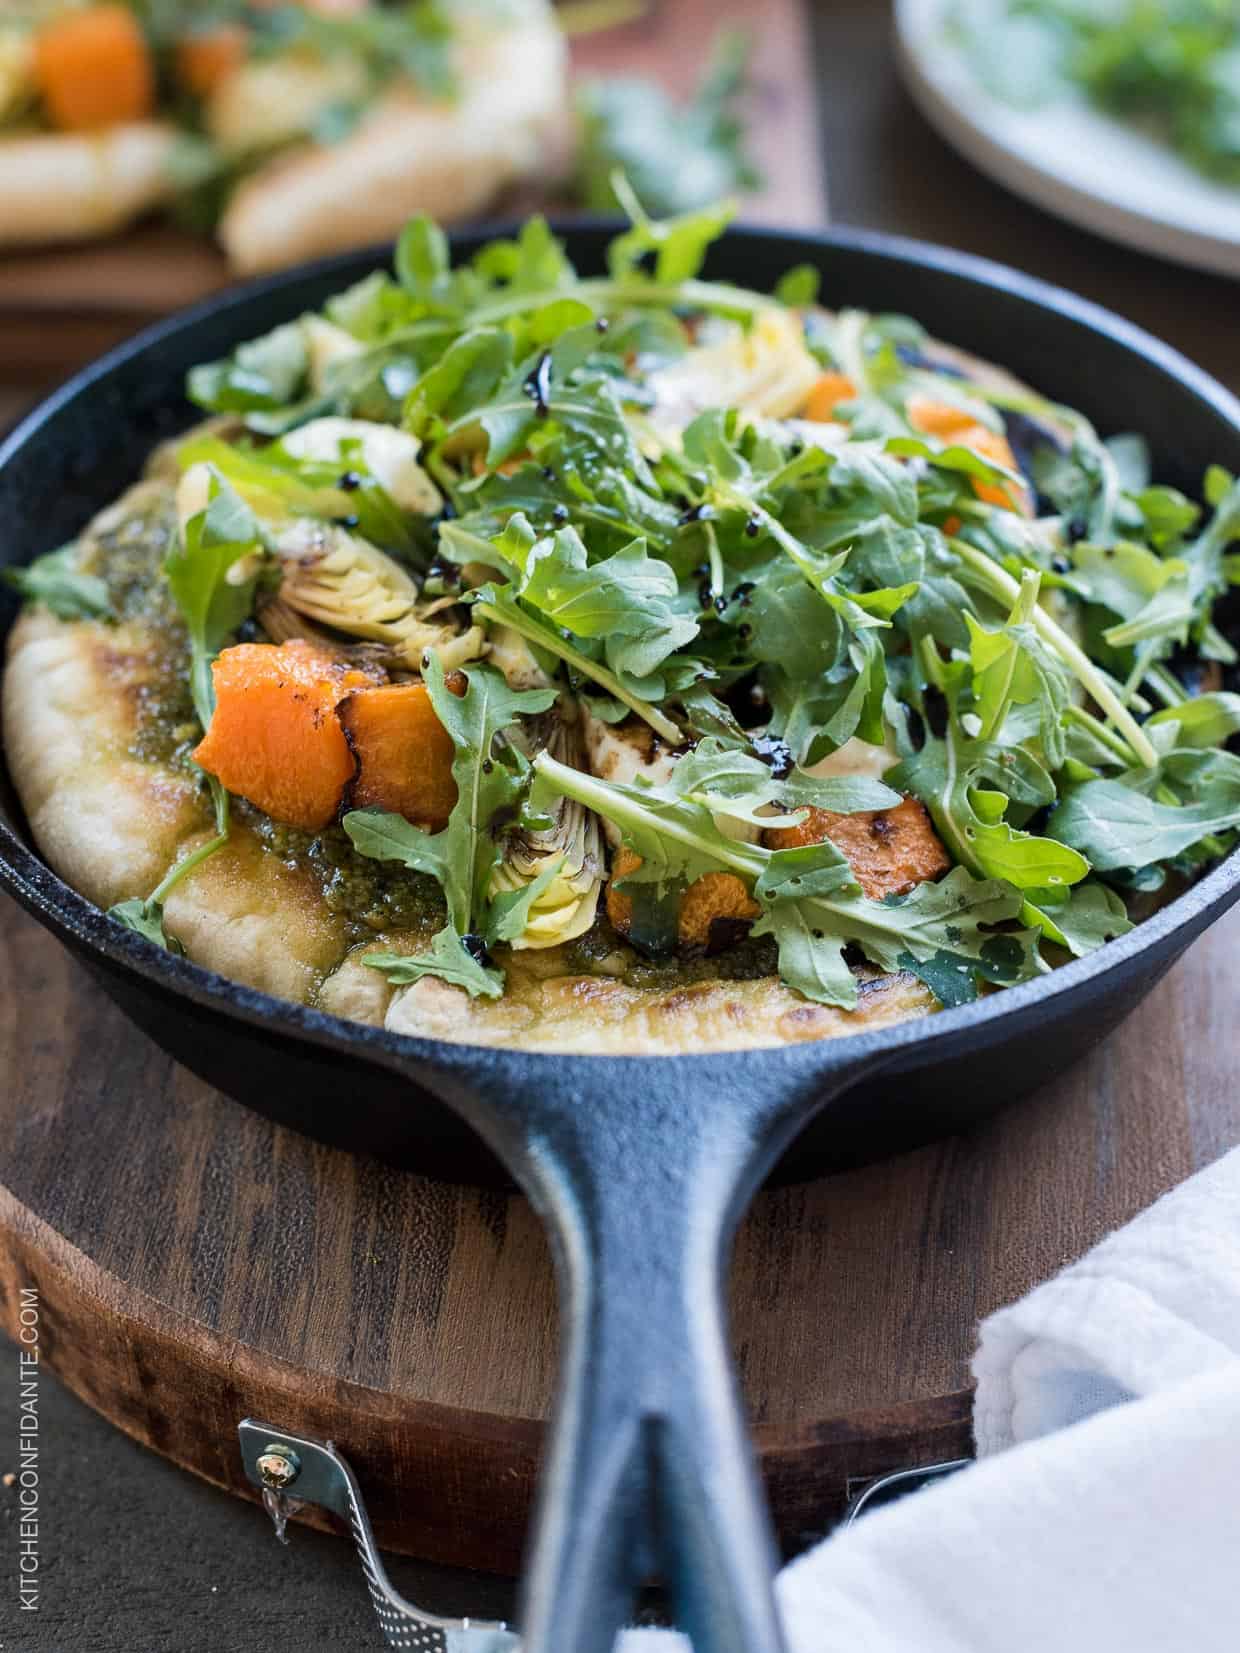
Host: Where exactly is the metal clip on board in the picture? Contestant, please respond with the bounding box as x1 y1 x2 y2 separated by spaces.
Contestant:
241 1416 972 1650
238 1419 519 1652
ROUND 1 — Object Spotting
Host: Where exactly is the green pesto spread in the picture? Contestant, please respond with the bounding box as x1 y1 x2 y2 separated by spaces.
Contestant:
240 806 446 937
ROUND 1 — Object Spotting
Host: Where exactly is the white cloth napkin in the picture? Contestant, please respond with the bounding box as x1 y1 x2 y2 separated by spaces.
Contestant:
622 1144 1240 1653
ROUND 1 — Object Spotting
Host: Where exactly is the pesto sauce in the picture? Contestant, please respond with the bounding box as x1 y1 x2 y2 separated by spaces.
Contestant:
94 495 182 628
240 805 446 939
88 492 201 769
562 921 779 987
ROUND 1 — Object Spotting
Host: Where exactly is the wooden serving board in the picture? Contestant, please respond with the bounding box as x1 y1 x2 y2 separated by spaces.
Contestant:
0 0 824 420
2 890 1238 1571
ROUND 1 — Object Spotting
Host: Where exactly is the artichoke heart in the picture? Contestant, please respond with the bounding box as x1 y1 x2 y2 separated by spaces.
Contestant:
277 522 484 670
491 715 604 950
647 308 823 437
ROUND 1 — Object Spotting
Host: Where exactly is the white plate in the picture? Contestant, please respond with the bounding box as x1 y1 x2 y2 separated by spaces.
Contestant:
894 0 1240 279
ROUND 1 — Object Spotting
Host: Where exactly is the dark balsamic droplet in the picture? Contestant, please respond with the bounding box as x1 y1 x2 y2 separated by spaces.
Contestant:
737 622 753 641
337 470 362 492
481 759 494 775
334 514 360 529
551 504 570 525
714 595 728 615
426 557 461 588
751 732 794 778
678 503 714 526
697 580 714 608
1066 513 1088 544
542 465 557 482
462 933 494 967
524 350 553 416
745 515 761 538
595 316 610 334
1051 555 1071 574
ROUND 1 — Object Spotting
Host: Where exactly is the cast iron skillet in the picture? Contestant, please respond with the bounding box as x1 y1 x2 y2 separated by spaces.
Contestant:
3 225 1240 1653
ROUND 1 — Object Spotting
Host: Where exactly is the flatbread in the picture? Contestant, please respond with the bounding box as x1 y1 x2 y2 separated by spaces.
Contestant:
218 14 568 274
4 323 1042 1051
0 4 565 264
0 121 180 246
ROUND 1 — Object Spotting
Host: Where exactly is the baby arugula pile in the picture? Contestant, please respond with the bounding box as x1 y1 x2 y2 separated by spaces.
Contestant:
155 199 1240 1007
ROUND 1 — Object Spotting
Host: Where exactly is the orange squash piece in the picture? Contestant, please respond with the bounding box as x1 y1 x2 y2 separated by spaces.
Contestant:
193 641 376 834
802 371 857 423
765 797 951 899
606 848 760 954
340 682 460 832
174 24 249 99
907 395 1027 513
34 5 154 131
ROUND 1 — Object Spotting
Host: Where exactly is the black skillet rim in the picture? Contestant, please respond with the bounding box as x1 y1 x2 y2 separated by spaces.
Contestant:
3 218 1240 1081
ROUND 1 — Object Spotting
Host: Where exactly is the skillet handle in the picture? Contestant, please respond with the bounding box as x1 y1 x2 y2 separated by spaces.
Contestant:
462 1067 831 1653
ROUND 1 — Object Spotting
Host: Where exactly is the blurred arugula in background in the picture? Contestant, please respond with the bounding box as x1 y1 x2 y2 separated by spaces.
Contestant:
949 0 1240 184
574 29 761 216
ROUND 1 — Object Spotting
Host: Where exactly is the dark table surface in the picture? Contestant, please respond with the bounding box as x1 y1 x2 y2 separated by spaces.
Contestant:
2 4 1237 1649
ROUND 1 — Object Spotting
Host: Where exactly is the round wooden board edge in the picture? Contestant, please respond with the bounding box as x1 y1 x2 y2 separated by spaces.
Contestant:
0 1186 972 1572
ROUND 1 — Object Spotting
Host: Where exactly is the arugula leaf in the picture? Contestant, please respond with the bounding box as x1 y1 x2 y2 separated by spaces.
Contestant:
890 656 1087 893
395 214 451 300
668 737 899 824
1054 748 1240 870
188 320 309 415
106 829 230 953
576 33 760 221
4 545 110 620
164 470 266 735
109 896 181 953
364 928 503 999
1147 692 1240 749
343 658 555 994
1023 880 1134 956
964 568 1071 766
472 515 699 684
469 519 691 746
176 432 418 560
1103 475 1240 659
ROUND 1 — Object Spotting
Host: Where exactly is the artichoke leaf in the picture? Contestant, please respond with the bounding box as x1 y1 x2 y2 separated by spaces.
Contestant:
489 711 605 950
276 523 485 669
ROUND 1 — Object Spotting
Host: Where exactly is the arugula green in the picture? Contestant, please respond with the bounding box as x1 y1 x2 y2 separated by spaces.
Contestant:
343 657 556 997
951 0 1240 184
531 748 1037 1009
108 831 236 954
1054 749 1240 871
164 471 267 770
575 33 760 219
4 545 111 621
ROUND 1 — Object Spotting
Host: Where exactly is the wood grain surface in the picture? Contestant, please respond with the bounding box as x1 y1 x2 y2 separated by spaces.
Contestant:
4 0 1240 1583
